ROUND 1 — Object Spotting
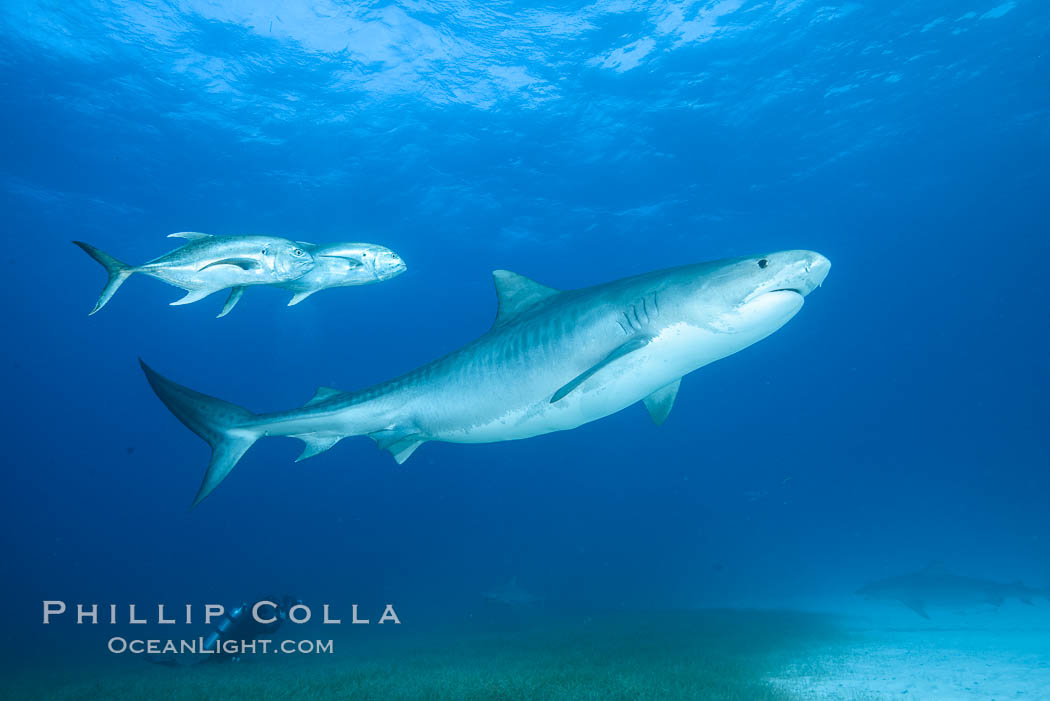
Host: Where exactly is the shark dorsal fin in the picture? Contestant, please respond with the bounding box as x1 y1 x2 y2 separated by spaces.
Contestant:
305 386 341 406
491 270 559 327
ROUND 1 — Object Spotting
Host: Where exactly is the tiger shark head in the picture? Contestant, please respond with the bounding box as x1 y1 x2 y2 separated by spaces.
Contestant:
675 250 831 338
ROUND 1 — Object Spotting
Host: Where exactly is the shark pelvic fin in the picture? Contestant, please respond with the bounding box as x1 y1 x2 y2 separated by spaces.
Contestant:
217 286 245 318
551 336 652 403
199 258 261 272
491 270 560 327
170 288 219 306
305 386 341 406
901 597 930 619
288 290 318 306
294 434 342 462
369 429 425 464
643 379 681 425
168 232 213 241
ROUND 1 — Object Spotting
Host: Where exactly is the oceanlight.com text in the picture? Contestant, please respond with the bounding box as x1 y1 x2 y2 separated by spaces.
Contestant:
107 637 335 655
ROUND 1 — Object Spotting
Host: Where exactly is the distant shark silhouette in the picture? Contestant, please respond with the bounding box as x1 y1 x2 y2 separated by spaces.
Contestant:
483 578 542 606
857 563 1050 619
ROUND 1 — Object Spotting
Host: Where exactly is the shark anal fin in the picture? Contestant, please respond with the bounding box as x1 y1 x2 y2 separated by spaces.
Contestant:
491 270 560 328
288 290 317 306
369 429 424 464
169 232 213 241
551 336 652 403
294 434 342 462
643 379 681 425
217 286 245 318
170 288 218 306
305 386 342 406
199 258 261 272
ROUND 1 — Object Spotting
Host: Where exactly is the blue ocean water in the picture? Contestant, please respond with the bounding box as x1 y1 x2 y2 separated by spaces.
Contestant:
2 1 1048 696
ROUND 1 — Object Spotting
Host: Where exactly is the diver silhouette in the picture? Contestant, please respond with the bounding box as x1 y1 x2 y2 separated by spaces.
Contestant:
149 595 301 666
201 595 301 662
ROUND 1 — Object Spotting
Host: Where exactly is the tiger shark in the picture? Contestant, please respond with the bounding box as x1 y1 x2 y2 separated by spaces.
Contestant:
857 564 1050 619
142 250 830 506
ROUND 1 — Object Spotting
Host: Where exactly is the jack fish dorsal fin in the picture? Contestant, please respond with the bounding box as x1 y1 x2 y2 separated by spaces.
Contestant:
168 232 213 241
491 270 560 327
643 379 681 425
305 386 341 406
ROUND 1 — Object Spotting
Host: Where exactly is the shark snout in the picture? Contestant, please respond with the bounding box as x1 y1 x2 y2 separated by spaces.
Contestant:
803 252 831 294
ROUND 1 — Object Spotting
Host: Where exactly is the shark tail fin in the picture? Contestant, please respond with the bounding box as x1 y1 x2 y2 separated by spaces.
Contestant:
140 359 262 508
73 241 136 314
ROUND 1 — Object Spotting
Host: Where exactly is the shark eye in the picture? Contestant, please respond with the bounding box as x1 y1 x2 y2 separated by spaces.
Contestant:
758 259 769 269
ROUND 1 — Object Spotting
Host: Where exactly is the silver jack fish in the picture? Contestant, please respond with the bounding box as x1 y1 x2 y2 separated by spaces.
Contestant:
142 250 830 506
73 233 315 316
196 237 407 317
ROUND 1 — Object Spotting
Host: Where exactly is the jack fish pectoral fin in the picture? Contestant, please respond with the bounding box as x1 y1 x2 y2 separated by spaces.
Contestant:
198 258 262 272
319 255 365 268
170 288 219 306
551 336 652 404
216 286 245 318
168 232 213 241
642 379 681 426
369 429 425 464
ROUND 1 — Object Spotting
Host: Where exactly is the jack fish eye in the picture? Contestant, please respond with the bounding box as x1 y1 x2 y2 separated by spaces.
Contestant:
758 259 768 269
293 248 304 257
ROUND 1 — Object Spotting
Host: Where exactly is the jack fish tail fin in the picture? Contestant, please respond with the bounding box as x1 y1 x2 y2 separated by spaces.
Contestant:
140 360 261 508
73 241 136 314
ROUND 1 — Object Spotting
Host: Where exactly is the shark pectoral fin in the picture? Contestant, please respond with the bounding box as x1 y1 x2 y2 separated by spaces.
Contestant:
217 286 245 318
901 598 930 619
288 290 317 306
369 429 424 464
294 434 342 462
168 232 213 241
199 258 262 272
643 379 681 426
491 270 560 328
304 386 341 406
551 336 652 403
170 288 218 306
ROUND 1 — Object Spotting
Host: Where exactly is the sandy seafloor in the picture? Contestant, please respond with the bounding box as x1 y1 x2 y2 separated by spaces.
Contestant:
770 602 1050 701
4 605 1048 700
